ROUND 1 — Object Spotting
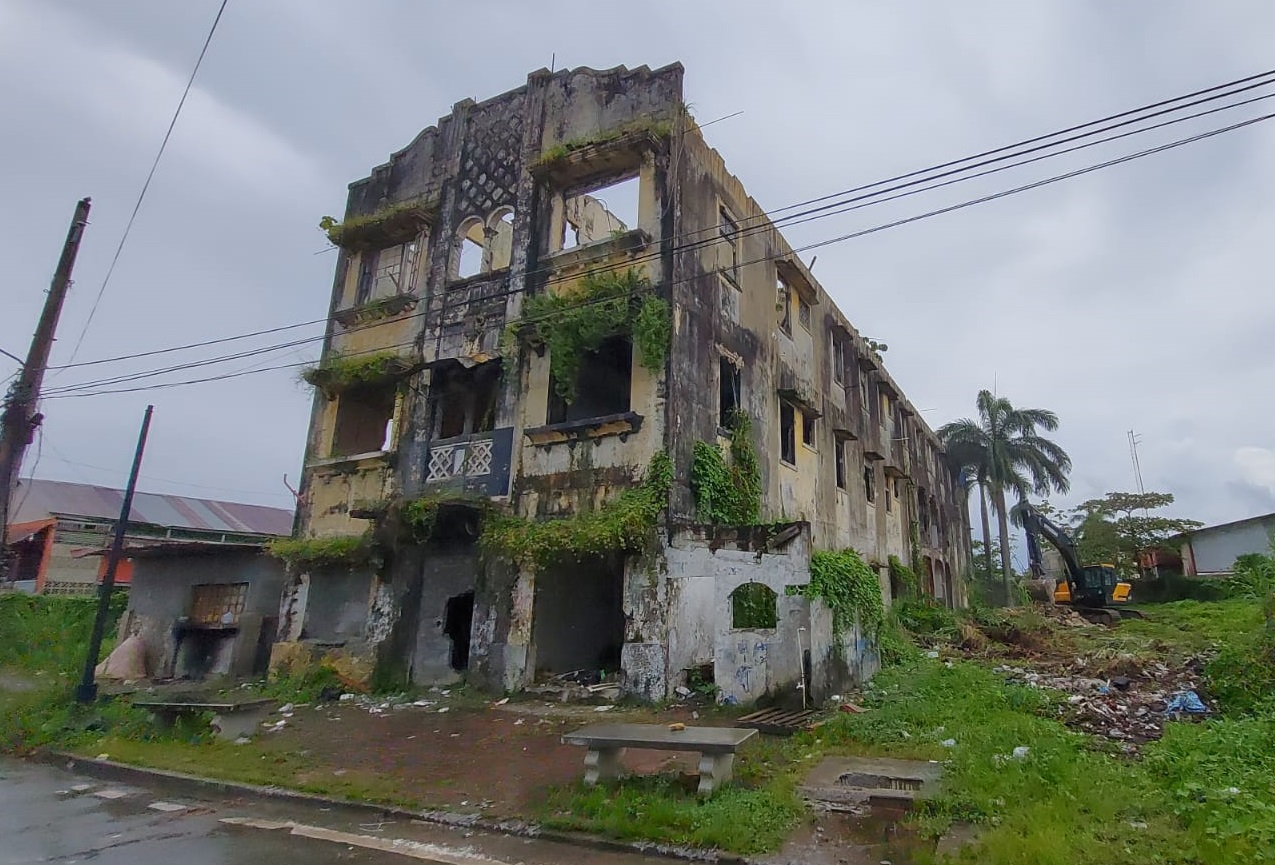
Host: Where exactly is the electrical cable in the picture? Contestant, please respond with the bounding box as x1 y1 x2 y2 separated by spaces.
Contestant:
42 87 1275 397
61 0 231 366
41 108 1275 401
52 67 1275 375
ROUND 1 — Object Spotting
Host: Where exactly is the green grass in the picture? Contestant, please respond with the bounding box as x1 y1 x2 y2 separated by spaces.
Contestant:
536 733 807 855
84 735 420 808
0 593 126 678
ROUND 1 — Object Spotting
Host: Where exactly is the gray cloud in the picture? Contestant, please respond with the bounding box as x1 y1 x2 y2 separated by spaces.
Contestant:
2 0 1272 528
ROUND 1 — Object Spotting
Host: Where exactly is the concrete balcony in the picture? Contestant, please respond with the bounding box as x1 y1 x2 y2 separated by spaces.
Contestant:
423 428 513 497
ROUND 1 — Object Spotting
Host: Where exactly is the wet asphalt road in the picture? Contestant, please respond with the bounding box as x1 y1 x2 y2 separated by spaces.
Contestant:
0 757 658 864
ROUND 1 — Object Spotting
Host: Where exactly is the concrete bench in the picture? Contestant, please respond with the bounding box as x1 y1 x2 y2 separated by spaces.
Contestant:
132 698 273 741
562 723 757 797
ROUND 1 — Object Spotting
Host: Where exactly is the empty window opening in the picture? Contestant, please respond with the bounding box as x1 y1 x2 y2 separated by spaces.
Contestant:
456 218 486 279
719 206 739 284
798 295 811 331
547 336 632 424
802 411 816 448
444 591 475 672
864 463 876 503
780 402 796 465
356 242 418 305
835 439 847 489
832 337 845 385
859 367 870 410
778 276 792 335
488 209 515 271
719 358 741 428
332 384 397 456
434 361 501 440
885 477 894 512
531 555 625 677
730 582 778 630
560 175 639 250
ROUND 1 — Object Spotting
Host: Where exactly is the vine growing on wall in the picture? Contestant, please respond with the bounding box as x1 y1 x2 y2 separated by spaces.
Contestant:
480 453 672 571
520 268 668 403
690 411 762 524
888 554 919 599
267 533 379 568
802 548 885 638
301 351 415 396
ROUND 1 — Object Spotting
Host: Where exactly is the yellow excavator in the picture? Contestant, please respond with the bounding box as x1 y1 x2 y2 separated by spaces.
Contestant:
1021 504 1141 625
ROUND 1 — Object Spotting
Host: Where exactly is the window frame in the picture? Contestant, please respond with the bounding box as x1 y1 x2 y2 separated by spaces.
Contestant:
777 275 792 336
780 401 797 466
832 337 845 385
834 438 847 490
718 205 739 286
719 357 741 430
863 462 876 503
797 295 811 331
801 411 816 450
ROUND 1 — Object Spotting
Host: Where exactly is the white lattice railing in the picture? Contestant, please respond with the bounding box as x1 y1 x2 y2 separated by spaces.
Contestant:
426 436 494 483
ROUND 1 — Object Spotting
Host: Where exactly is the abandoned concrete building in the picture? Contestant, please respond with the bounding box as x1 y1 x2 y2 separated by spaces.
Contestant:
275 63 971 703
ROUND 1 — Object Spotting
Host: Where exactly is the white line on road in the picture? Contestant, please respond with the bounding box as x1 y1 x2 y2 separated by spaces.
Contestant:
219 817 510 864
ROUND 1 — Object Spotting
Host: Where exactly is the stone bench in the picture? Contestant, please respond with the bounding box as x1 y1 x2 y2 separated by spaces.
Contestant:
132 698 273 741
561 723 757 797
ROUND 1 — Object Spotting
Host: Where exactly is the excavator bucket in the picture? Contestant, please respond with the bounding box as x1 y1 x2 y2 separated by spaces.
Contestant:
1053 580 1071 604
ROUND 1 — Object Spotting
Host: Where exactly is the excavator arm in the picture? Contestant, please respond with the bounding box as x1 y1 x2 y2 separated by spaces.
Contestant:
1021 504 1084 595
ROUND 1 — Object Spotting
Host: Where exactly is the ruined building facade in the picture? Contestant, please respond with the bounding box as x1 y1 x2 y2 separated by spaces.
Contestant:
274 64 971 702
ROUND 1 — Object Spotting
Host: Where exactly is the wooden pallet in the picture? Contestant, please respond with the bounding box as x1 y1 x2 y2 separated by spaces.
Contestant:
737 707 819 736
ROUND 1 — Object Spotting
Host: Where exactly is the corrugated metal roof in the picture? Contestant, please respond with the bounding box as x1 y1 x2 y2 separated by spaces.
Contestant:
10 479 294 537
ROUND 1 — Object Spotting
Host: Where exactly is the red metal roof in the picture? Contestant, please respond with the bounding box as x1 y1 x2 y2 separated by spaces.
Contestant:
10 479 293 537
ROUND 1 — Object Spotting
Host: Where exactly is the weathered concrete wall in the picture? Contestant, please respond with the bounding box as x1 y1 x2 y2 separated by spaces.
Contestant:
668 124 970 599
1185 515 1275 575
410 548 478 685
126 550 284 678
660 525 813 704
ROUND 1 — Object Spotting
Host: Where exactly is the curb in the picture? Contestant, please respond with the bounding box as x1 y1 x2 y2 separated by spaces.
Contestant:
36 750 745 865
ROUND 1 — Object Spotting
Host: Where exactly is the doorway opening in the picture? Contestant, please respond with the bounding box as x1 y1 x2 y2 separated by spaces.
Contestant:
444 591 475 671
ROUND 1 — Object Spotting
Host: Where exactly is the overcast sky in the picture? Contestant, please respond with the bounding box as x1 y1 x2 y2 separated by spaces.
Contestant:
2 0 1273 532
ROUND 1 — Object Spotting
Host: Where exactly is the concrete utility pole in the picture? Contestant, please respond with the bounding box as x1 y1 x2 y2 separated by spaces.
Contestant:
0 197 92 580
77 404 153 704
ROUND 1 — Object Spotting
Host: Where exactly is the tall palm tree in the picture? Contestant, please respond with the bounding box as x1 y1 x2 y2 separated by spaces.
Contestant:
939 390 1072 603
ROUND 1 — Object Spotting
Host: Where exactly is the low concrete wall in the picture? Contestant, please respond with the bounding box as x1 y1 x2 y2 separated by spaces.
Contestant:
126 550 284 678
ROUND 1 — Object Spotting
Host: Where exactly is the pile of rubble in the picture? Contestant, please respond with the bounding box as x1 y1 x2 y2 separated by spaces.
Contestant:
993 655 1212 752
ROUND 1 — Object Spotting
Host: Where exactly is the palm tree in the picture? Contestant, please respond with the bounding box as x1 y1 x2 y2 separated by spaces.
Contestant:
939 390 1072 603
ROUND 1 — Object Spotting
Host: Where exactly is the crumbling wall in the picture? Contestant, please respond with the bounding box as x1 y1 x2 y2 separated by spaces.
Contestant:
658 524 813 705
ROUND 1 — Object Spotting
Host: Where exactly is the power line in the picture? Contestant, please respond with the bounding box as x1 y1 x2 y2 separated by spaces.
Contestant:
49 315 326 371
61 0 231 366
54 67 1275 377
41 108 1275 402
1 346 24 366
42 87 1275 397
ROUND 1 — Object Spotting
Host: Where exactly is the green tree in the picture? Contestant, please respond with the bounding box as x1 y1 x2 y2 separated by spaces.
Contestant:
1067 491 1201 577
939 390 1072 603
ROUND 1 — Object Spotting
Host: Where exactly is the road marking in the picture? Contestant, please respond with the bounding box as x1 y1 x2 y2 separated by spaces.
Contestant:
93 789 129 800
220 817 508 863
148 801 188 812
70 783 95 793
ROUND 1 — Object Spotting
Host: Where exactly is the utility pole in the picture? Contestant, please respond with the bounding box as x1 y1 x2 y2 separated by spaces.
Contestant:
76 405 153 704
0 197 92 580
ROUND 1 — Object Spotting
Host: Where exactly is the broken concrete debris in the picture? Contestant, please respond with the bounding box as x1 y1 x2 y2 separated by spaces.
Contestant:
993 659 1213 751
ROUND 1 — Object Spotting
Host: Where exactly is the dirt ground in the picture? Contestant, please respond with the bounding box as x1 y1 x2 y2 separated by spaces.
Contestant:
254 696 712 815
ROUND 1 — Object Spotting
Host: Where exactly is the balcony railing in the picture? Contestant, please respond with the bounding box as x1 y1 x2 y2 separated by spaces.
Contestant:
421 428 513 496
427 435 495 482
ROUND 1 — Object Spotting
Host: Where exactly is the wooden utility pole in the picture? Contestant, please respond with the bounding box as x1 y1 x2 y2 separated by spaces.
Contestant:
76 404 153 704
0 197 91 580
